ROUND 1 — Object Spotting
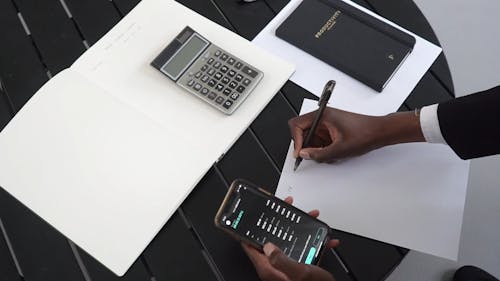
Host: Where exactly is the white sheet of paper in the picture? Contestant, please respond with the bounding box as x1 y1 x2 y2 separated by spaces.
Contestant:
276 99 470 260
253 0 442 115
0 0 294 276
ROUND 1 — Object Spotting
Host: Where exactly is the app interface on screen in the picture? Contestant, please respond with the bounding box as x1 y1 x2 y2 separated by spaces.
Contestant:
219 182 328 264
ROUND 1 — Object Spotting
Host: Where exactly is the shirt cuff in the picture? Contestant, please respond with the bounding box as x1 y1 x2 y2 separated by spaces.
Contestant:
419 104 447 144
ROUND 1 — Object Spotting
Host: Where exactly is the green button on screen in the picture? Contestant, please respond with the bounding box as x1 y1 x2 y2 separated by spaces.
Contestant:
305 247 317 264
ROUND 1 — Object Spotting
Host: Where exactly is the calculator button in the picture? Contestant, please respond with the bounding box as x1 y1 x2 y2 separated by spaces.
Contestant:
236 85 246 93
223 100 233 109
220 66 229 73
221 77 230 84
214 72 223 80
221 54 229 61
207 68 215 76
215 50 222 57
227 58 235 65
207 58 214 65
230 93 240 100
200 88 209 95
201 75 209 83
242 78 252 86
242 66 258 78
235 74 243 82
187 79 195 87
229 81 238 89
223 88 232 96
228 70 236 77
195 71 202 78
215 96 224 104
201 65 208 72
208 92 217 100
215 84 224 91
213 62 221 69
193 83 202 91
235 62 243 69
208 79 216 87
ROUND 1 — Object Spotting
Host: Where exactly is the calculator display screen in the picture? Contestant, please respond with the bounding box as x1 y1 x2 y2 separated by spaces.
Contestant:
162 35 208 80
218 182 329 265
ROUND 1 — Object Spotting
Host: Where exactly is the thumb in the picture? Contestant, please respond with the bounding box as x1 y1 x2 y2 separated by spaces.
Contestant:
264 244 308 280
299 145 338 163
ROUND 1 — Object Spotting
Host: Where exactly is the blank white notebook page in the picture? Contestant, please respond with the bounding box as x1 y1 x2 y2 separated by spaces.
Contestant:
0 70 208 275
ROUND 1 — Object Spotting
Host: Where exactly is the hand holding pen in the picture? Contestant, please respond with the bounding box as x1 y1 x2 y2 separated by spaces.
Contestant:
293 80 336 171
289 80 425 167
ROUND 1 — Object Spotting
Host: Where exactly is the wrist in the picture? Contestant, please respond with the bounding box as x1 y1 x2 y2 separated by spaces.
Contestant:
377 110 425 147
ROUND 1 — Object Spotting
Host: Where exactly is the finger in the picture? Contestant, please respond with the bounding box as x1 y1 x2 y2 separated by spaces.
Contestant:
241 243 266 267
290 127 305 159
299 143 339 163
307 209 320 218
284 196 293 205
326 239 340 249
264 243 309 280
288 112 316 158
242 243 290 281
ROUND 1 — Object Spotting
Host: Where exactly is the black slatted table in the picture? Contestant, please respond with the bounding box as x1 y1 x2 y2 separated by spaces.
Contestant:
0 1 455 281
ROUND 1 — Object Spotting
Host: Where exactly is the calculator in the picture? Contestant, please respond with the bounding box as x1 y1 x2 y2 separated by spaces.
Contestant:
151 26 264 115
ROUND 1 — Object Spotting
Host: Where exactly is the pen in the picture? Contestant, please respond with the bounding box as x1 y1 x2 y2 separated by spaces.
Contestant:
293 80 336 172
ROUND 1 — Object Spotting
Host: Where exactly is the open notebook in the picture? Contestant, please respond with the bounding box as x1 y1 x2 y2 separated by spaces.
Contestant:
0 0 294 276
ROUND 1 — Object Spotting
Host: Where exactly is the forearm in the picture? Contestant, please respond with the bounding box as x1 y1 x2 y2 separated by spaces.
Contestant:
376 110 426 147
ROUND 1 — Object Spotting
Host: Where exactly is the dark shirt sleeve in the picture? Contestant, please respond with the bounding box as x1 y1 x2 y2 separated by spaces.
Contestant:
437 85 500 160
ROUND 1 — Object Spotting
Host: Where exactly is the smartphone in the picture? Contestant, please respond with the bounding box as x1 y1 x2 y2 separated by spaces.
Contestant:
215 179 332 265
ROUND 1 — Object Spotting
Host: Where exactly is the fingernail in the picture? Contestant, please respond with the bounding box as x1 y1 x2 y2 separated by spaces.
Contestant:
299 151 310 160
263 243 276 257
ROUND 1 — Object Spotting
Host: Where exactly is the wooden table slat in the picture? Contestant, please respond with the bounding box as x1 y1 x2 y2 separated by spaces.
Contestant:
250 93 296 170
0 190 86 281
0 223 21 281
320 250 355 281
280 81 319 114
264 0 290 14
112 0 141 16
211 0 275 40
143 211 219 281
64 0 122 45
13 0 86 74
182 168 263 281
332 230 403 281
0 0 48 111
430 53 455 94
404 72 453 109
176 0 234 31
77 248 151 281
398 103 411 112
218 130 281 193
0 92 13 132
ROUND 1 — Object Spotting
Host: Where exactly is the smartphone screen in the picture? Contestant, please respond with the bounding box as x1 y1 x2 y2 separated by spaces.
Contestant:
215 179 330 265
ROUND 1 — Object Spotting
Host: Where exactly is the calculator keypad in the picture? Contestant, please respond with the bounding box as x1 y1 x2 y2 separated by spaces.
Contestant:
177 44 263 114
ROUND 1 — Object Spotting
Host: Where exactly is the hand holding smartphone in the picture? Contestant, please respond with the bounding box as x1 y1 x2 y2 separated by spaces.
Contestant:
215 179 332 265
